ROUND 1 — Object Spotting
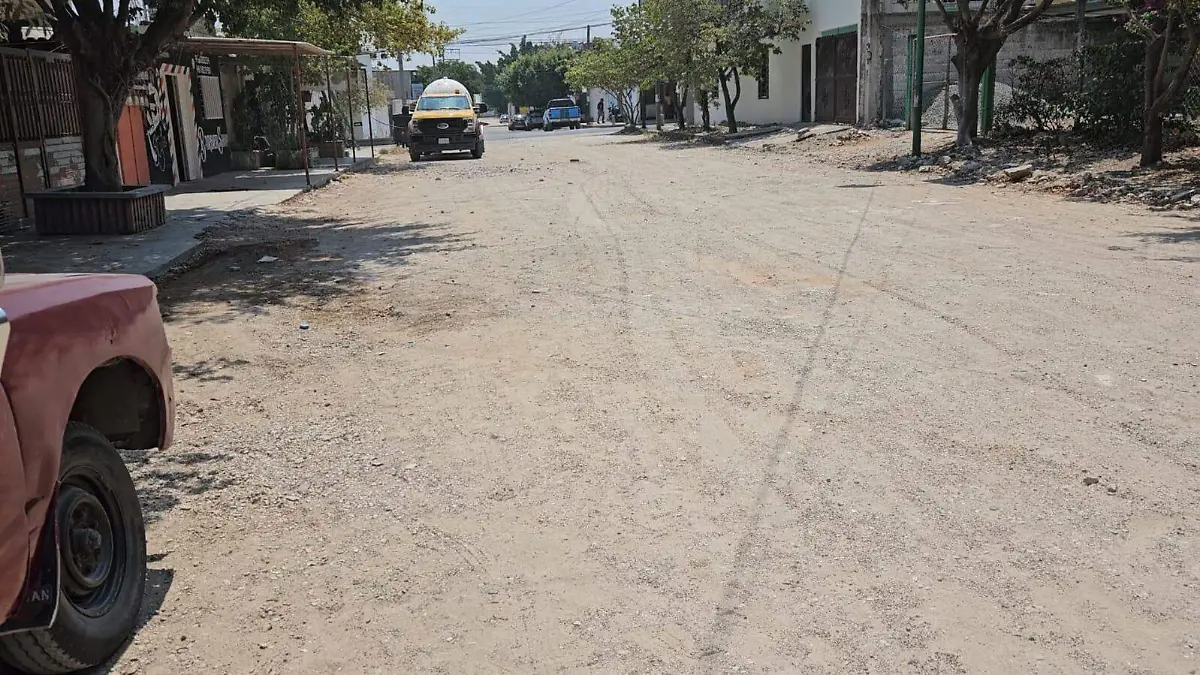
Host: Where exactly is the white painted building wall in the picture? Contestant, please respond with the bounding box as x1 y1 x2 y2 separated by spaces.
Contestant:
700 0 862 126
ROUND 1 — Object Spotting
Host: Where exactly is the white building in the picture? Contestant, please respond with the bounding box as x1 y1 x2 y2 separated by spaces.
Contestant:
688 0 1096 128
693 0 862 127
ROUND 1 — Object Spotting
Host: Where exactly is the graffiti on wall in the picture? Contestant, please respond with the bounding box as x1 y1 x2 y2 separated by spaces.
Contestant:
135 71 176 184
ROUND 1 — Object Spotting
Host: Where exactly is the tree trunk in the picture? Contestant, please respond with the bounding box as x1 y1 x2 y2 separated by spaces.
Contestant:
1141 35 1168 167
1142 115 1164 167
952 37 1002 148
74 59 127 192
720 70 738 133
677 84 688 130
700 89 712 131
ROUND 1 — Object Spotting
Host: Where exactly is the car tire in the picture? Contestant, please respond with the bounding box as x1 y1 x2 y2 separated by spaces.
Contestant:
409 150 422 162
471 141 484 159
0 423 146 675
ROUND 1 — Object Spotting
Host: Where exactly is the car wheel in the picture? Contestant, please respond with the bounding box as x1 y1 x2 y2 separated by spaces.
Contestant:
471 141 484 159
409 149 422 162
0 423 146 675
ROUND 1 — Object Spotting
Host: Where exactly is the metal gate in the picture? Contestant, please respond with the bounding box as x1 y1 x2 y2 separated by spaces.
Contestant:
814 32 858 124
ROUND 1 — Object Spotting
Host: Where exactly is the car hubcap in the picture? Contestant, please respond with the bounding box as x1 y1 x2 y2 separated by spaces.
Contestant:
57 481 122 615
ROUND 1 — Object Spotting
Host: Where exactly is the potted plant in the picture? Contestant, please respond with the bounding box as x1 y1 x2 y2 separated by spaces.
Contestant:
309 98 346 159
229 89 266 170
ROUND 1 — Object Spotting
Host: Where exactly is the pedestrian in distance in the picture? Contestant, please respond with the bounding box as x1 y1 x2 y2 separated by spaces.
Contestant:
597 99 605 125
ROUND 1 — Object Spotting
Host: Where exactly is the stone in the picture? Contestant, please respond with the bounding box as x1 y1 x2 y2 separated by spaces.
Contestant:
918 165 936 174
1003 165 1034 182
1083 476 1099 486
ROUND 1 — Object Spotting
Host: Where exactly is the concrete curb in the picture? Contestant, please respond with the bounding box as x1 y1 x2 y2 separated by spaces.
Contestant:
147 157 377 281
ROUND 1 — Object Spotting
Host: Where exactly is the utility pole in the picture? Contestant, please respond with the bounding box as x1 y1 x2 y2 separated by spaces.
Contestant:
911 0 926 156
586 24 591 44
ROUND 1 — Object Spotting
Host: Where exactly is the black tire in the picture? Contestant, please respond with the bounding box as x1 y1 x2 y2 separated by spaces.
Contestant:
0 423 147 674
471 140 484 159
409 149 422 162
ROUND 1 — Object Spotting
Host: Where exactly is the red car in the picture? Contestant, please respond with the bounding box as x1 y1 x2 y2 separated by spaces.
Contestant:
0 270 173 673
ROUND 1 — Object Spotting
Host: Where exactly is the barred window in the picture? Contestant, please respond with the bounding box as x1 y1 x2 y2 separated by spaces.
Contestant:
200 76 224 120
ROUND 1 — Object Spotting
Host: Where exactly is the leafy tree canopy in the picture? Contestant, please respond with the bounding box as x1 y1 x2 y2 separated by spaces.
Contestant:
497 43 576 107
414 60 484 96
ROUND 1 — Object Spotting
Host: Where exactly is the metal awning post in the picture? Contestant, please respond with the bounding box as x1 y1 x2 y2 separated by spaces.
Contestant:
362 67 375 159
294 45 310 186
324 57 339 171
346 62 358 163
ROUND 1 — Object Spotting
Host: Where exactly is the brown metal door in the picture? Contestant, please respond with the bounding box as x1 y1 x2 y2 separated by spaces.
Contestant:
834 33 858 123
815 32 858 124
814 36 836 122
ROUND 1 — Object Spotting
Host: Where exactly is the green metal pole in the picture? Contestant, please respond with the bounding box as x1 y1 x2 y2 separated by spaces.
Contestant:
980 59 996 136
912 0 926 156
905 35 914 130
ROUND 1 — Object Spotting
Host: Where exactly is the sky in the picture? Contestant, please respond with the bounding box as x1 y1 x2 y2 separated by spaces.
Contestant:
414 0 618 66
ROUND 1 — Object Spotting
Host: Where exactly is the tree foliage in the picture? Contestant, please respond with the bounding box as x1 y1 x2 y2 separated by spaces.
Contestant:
415 60 484 96
497 44 576 108
709 0 808 133
566 37 647 127
25 0 448 191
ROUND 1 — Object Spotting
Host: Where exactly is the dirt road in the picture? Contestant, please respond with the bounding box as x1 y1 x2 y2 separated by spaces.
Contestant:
117 127 1198 674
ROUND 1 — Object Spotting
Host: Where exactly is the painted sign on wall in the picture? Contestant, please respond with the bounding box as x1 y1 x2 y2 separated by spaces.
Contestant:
191 55 231 177
135 70 177 184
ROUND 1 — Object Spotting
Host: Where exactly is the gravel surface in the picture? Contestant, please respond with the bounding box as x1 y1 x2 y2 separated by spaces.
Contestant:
102 128 1199 674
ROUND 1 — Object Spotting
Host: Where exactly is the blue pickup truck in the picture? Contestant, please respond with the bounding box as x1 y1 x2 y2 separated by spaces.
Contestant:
542 98 582 131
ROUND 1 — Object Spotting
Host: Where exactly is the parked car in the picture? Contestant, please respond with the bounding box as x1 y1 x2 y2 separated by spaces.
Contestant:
499 113 510 124
508 113 529 131
0 264 174 674
542 98 582 131
526 108 545 130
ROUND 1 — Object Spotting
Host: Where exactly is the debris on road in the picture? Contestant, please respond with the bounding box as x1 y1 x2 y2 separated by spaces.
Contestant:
257 255 279 264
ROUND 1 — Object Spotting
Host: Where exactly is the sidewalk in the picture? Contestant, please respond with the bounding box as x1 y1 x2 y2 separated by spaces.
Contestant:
0 158 373 279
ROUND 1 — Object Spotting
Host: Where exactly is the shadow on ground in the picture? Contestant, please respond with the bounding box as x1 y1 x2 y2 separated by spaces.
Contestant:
158 211 474 325
76 567 175 675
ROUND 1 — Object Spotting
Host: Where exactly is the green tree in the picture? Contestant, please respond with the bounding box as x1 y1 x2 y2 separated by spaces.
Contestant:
566 38 646 127
924 0 1055 148
1120 0 1200 166
477 60 507 112
711 0 809 133
497 44 577 107
415 60 485 96
641 0 721 130
25 0 438 192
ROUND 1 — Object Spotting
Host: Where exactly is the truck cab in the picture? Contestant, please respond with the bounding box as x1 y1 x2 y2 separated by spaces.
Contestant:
0 263 174 674
407 78 489 162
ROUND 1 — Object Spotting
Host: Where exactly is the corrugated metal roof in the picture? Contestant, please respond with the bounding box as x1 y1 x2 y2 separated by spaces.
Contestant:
177 37 333 57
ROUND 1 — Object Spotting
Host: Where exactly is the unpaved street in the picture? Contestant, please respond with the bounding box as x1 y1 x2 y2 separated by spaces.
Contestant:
118 127 1198 674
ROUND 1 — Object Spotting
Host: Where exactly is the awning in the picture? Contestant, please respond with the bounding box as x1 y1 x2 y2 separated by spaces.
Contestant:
176 36 333 57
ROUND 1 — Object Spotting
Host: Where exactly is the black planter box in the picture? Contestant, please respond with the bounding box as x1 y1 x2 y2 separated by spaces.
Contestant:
30 184 169 236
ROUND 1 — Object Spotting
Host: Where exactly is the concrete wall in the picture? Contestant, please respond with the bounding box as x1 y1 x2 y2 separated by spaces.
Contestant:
866 10 1115 125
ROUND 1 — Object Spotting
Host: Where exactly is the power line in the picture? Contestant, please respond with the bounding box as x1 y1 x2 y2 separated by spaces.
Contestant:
452 10 611 29
451 21 611 46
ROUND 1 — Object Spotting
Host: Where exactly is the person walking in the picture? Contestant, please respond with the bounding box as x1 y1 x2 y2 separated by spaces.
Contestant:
597 99 605 125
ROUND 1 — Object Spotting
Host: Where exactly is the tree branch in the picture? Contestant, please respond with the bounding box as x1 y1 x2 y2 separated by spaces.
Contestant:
931 0 957 30
117 0 131 26
134 1 199 66
1002 0 1054 36
1157 7 1200 112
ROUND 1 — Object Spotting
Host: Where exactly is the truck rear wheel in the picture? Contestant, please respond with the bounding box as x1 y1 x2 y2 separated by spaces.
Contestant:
0 423 147 674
